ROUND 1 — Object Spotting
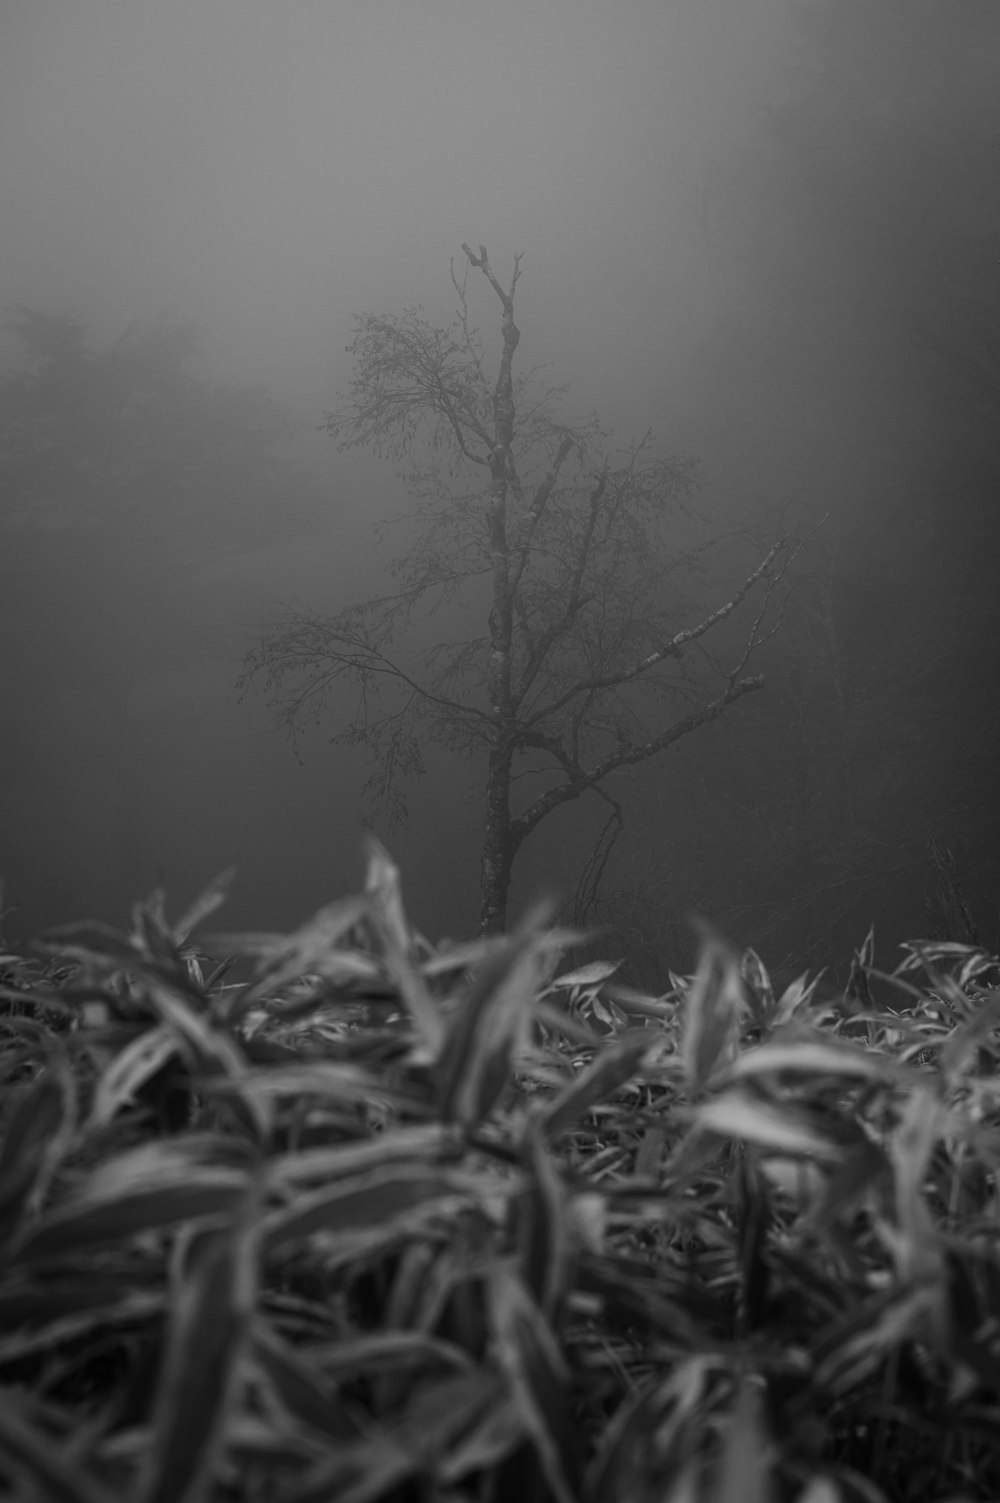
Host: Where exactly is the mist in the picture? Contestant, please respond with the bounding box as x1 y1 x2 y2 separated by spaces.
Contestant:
2 0 998 979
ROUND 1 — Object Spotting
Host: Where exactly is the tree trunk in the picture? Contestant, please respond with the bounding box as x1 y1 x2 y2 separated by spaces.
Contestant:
479 740 516 933
477 250 520 934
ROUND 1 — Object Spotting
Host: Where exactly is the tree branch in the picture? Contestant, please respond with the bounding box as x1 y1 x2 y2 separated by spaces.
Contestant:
521 536 787 728
511 673 766 843
463 243 522 453
512 464 607 708
509 435 576 591
327 312 495 465
243 611 495 730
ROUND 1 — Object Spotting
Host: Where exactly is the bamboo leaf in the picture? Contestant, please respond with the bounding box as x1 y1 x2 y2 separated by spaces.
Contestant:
435 1395 524 1485
740 947 774 1024
221 1060 402 1108
813 1284 931 1393
219 894 370 1019
551 959 622 989
716 1378 773 1503
0 1393 114 1503
89 1024 178 1127
285 1370 502 1503
681 928 745 1094
488 1262 579 1503
723 1037 899 1086
803 1139 889 1228
539 1033 650 1139
139 1193 259 1503
70 1136 253 1199
436 902 552 1128
145 984 244 1074
585 1358 715 1503
694 1092 844 1163
10 1148 249 1266
262 1164 472 1256
940 989 1000 1075
796 1481 842 1503
11 1182 246 1265
251 1321 360 1440
736 1161 771 1333
773 971 821 1025
0 1291 164 1366
575 1251 705 1348
307 1328 474 1379
0 1059 75 1249
141 985 272 1140
34 920 138 968
887 1085 941 1279
0 1273 156 1328
265 1124 453 1191
364 835 444 1056
172 868 237 945
514 1128 570 1317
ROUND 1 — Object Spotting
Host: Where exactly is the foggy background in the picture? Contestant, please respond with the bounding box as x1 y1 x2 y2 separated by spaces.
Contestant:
2 0 998 980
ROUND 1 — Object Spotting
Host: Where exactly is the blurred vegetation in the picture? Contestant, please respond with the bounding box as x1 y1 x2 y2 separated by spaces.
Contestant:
2 843 1000 1502
0 308 311 549
0 307 338 936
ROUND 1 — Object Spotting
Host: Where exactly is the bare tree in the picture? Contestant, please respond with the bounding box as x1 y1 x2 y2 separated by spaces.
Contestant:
242 246 793 933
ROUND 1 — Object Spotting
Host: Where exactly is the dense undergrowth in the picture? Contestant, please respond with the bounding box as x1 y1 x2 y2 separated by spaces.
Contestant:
1 842 999 1503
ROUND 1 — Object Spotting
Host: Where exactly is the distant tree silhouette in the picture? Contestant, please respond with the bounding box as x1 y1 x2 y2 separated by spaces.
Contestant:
0 308 299 549
242 247 794 933
0 308 327 931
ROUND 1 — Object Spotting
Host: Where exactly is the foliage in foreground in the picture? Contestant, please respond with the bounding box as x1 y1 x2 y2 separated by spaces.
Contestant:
1 845 999 1503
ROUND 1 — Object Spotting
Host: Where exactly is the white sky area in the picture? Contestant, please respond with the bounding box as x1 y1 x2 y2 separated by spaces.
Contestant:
0 0 792 432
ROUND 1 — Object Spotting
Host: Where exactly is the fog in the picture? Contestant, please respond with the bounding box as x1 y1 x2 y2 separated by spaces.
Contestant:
2 0 998 979
0 0 782 412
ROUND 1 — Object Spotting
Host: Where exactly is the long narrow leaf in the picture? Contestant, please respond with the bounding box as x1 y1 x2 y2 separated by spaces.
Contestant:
306 1328 474 1378
585 1358 716 1503
218 894 371 1020
723 1037 899 1086
0 1059 75 1249
436 902 553 1128
251 1321 360 1440
0 1395 114 1503
551 959 622 989
716 1378 773 1503
266 1124 454 1191
286 1370 502 1503
262 1165 472 1257
364 836 444 1056
515 1128 570 1317
10 1174 248 1266
681 929 745 1094
139 1192 259 1503
740 948 775 1026
694 1092 844 1163
89 1025 178 1127
539 1034 650 1139
0 1291 164 1366
172 868 237 946
34 920 139 968
488 1262 579 1503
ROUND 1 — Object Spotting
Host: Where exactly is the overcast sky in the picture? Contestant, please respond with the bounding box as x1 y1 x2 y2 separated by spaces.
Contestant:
0 0 793 427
